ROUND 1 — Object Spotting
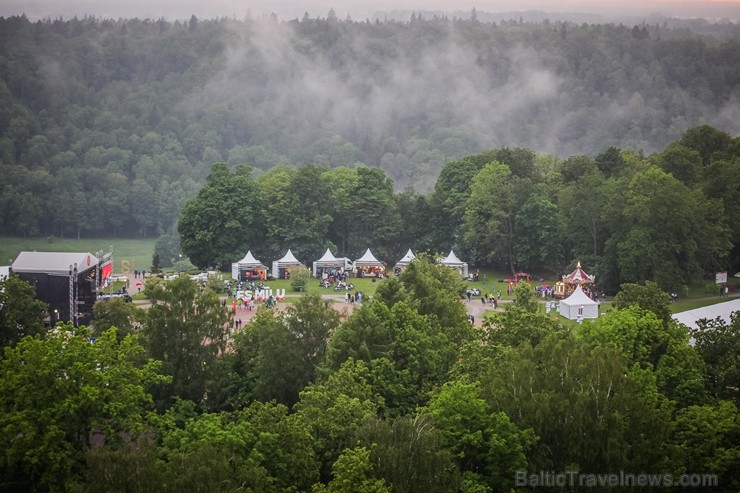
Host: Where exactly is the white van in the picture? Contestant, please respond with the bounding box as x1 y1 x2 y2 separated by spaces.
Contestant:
337 258 355 272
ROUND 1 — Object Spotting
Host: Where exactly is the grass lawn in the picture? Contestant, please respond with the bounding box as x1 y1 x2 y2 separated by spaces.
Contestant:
669 296 737 314
224 275 382 299
0 236 156 274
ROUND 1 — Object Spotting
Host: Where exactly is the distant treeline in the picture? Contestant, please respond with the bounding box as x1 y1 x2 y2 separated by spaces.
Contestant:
0 14 739 239
176 125 739 294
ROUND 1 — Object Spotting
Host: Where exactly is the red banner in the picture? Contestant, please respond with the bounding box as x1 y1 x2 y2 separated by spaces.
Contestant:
101 262 113 280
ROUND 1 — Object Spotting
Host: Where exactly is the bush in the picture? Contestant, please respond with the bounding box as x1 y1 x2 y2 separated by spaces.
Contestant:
290 267 311 292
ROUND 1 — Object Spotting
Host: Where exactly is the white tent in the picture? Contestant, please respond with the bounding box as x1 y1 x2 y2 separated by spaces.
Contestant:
354 248 385 277
231 251 267 281
395 249 416 271
312 248 344 277
439 250 469 278
354 248 382 267
558 285 599 320
673 298 740 332
271 249 305 279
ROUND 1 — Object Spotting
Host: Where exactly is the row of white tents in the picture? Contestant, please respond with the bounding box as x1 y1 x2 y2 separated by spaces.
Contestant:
234 248 603 321
232 248 470 281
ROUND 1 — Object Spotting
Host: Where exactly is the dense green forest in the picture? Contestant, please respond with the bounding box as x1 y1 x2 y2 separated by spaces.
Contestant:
1 263 739 492
0 14 739 239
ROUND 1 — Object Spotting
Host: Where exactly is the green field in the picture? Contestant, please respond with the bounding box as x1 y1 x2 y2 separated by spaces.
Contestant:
0 236 156 274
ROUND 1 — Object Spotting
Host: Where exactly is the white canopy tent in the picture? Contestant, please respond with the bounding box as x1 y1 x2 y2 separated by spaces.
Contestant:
312 248 344 277
271 249 305 280
231 251 267 281
354 248 385 277
673 298 740 332
439 250 468 278
558 285 599 320
394 249 416 272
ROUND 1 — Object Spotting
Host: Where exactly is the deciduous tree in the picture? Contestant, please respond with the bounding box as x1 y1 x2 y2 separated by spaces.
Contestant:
0 325 167 492
0 276 48 347
142 276 230 407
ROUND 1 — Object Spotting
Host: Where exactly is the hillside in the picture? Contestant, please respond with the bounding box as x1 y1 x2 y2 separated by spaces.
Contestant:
0 14 739 238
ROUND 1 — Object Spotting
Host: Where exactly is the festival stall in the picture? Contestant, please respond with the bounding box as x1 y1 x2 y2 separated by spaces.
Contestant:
231 250 268 281
313 248 344 277
514 271 531 283
354 249 385 278
439 250 469 278
394 249 416 274
271 249 305 280
554 261 596 299
558 285 599 320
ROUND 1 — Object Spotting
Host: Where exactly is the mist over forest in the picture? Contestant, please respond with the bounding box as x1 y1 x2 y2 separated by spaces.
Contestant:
0 13 739 237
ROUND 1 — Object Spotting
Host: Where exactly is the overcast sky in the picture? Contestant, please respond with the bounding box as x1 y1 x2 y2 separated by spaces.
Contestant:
3 0 740 21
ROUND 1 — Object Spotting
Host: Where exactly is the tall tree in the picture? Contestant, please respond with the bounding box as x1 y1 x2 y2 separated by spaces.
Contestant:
481 332 677 473
615 166 727 290
461 161 517 269
230 294 340 407
0 276 48 347
514 186 560 271
425 380 536 491
679 125 734 167
691 312 740 405
0 325 167 492
429 156 487 252
325 166 360 257
356 415 460 493
142 276 230 407
156 402 319 492
347 166 401 261
178 163 262 269
313 447 391 493
293 359 381 481
283 165 334 261
91 297 140 341
672 401 740 492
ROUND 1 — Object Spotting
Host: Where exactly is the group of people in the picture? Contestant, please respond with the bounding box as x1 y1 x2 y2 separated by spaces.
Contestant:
225 296 257 312
466 289 501 306
133 269 146 279
319 269 349 285
344 291 364 304
480 293 499 308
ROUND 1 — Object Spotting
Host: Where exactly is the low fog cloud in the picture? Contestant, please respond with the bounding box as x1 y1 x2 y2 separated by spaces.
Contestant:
191 19 567 162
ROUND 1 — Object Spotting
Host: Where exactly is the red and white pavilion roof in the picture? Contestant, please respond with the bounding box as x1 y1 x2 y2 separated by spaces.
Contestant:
563 261 595 284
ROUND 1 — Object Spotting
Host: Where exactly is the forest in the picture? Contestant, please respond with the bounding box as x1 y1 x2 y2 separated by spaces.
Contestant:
1 260 739 492
0 14 739 238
